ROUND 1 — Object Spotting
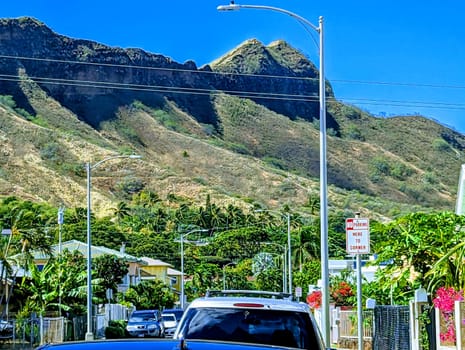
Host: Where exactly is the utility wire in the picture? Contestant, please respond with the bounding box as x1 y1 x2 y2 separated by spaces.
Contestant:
0 54 317 82
1 54 465 110
2 53 465 90
0 74 318 103
3 73 465 111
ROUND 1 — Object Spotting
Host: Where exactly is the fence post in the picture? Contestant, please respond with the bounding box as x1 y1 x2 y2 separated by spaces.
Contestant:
410 300 420 350
331 307 340 344
455 300 464 350
39 316 43 345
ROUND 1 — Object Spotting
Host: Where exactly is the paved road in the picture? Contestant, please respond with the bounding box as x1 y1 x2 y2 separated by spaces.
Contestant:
0 342 34 349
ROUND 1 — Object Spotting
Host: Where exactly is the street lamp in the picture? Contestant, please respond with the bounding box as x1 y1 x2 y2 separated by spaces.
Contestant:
57 206 64 316
179 228 209 309
222 262 237 290
255 210 292 294
217 3 329 345
85 154 141 341
260 242 287 293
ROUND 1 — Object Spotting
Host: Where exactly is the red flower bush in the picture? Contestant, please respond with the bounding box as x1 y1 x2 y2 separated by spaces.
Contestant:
330 281 354 306
306 290 322 310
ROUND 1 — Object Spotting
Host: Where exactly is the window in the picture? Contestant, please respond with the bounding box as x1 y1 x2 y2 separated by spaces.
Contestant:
178 307 319 349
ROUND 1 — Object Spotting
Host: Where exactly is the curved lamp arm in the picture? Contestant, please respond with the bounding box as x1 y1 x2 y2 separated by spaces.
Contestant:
217 3 320 33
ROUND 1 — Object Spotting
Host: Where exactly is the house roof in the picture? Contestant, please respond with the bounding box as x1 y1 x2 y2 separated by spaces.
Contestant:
0 262 28 280
15 239 145 264
167 267 182 276
140 257 173 267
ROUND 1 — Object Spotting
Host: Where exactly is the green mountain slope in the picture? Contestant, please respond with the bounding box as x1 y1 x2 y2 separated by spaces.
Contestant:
0 17 463 221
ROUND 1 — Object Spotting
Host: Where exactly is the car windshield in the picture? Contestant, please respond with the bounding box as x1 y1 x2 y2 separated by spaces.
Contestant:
162 315 176 322
129 312 156 322
163 310 184 320
177 307 319 349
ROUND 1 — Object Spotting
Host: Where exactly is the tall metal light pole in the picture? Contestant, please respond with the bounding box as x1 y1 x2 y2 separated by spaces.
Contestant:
217 3 329 345
261 242 287 293
222 262 237 290
180 228 208 309
57 206 65 316
255 210 292 294
85 154 141 341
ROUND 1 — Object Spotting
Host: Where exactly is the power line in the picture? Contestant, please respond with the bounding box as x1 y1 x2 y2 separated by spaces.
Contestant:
2 53 465 90
331 79 465 90
338 97 465 111
3 72 465 111
0 74 318 103
1 54 465 110
0 54 316 82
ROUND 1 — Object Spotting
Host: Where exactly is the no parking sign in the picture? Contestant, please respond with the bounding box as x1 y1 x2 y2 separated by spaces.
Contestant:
346 217 370 254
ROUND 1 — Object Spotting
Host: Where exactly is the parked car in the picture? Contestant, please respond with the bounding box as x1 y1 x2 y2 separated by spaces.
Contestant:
174 290 328 349
35 339 294 350
126 309 164 338
160 313 177 338
161 308 184 337
0 320 13 339
161 308 184 321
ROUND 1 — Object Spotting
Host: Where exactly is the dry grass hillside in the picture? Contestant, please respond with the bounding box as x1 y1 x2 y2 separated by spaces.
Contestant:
0 75 451 221
1 25 464 220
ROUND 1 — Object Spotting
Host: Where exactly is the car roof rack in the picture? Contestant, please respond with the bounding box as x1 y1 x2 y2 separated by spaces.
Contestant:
205 289 294 300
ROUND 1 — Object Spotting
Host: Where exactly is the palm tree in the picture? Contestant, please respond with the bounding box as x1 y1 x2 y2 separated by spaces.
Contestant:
132 190 161 208
1 207 53 316
224 204 246 228
0 236 13 318
292 226 320 272
111 201 131 222
305 194 320 215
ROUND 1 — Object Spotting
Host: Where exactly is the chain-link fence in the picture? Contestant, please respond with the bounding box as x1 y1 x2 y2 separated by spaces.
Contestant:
373 305 410 350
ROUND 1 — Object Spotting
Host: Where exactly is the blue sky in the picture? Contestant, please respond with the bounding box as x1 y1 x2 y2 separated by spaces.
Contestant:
3 1 465 133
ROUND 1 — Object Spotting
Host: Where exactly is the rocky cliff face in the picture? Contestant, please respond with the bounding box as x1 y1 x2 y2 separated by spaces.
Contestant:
210 38 335 127
0 17 332 131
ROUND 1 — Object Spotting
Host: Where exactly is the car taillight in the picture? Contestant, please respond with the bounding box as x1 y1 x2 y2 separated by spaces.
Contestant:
233 303 264 308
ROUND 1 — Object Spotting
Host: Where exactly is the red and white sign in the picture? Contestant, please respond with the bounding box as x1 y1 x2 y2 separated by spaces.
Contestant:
346 218 370 254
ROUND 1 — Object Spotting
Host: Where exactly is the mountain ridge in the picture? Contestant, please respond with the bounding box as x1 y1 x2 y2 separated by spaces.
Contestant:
0 17 463 220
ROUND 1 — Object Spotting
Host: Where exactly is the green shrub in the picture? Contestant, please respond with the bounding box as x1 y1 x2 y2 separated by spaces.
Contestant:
345 124 364 141
15 108 34 120
422 171 438 185
116 177 145 198
369 156 390 176
340 105 361 120
262 157 287 170
432 138 451 152
224 142 251 155
31 114 49 127
0 95 16 109
118 146 136 155
193 176 208 186
40 142 62 163
131 100 146 110
105 320 128 339
391 162 414 180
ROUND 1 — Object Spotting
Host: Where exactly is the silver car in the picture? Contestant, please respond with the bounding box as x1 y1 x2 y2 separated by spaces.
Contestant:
161 313 178 337
126 309 164 338
174 290 326 349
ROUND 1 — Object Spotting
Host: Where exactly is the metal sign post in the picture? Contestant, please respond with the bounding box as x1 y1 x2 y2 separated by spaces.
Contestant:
346 214 370 350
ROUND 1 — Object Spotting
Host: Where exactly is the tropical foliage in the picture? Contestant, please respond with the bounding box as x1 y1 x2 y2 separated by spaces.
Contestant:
2 194 465 320
371 212 465 303
122 280 176 310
